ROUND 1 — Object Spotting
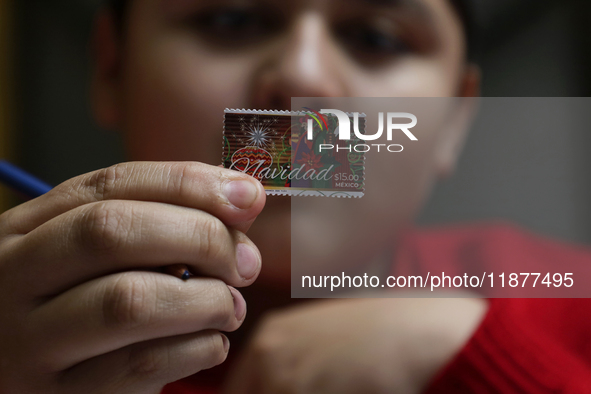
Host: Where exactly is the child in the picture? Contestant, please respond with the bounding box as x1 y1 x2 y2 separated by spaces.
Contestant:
1 0 590 393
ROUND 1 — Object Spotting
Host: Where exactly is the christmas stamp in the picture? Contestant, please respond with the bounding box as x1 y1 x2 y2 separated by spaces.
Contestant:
223 109 365 197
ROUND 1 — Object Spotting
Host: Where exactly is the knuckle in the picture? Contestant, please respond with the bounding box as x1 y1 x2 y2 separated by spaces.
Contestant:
86 164 127 201
252 314 284 354
195 216 227 263
202 281 236 329
78 202 132 253
169 162 204 201
0 209 18 236
257 311 279 331
102 274 154 331
251 338 278 362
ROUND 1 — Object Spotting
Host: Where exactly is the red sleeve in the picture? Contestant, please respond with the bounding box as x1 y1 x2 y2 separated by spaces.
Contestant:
424 298 591 393
394 223 591 393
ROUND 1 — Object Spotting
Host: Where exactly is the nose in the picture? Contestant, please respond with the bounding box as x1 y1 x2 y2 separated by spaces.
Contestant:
250 12 349 111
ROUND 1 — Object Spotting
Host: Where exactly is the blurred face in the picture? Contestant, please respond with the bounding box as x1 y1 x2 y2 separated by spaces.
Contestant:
93 0 476 285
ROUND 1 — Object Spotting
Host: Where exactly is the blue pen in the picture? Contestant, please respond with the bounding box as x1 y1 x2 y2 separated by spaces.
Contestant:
0 160 53 198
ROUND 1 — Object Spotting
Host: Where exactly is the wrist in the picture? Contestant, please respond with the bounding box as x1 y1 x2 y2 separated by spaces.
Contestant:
404 297 489 392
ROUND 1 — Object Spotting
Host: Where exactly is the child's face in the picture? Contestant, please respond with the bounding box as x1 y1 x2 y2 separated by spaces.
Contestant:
94 0 477 285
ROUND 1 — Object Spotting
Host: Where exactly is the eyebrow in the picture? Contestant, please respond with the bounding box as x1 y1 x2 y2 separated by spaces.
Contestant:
344 0 433 17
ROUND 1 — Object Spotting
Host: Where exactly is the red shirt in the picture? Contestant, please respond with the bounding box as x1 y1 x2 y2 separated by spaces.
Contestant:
163 223 591 393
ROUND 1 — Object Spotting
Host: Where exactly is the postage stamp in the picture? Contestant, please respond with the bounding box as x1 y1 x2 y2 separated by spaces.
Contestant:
223 109 365 197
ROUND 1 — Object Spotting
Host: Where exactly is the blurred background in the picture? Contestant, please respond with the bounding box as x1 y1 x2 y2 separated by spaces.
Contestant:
1 0 591 243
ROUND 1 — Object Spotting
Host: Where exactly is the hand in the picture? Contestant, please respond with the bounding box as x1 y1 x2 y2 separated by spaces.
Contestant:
0 162 265 394
223 296 487 394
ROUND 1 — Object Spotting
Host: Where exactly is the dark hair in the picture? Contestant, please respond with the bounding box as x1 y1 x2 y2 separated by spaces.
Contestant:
448 0 478 61
109 0 127 33
107 0 477 61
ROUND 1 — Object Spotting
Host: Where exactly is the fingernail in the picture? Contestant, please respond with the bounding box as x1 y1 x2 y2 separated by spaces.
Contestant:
236 243 260 280
228 286 247 321
224 180 258 209
221 334 230 353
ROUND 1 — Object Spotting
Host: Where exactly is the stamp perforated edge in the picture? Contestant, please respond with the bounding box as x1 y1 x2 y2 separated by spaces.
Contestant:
223 108 366 197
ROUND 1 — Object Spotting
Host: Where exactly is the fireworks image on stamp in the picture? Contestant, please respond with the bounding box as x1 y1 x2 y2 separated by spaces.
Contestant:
223 109 365 197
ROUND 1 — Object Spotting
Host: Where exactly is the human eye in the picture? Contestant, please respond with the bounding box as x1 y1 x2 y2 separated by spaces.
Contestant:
191 5 282 47
336 21 413 65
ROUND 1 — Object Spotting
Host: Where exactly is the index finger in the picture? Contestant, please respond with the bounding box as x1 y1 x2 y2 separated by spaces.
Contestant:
1 162 266 235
